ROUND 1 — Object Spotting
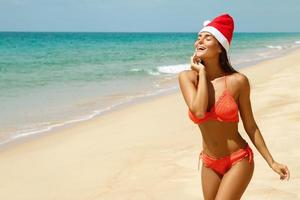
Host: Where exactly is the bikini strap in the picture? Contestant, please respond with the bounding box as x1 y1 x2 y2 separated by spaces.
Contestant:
224 74 227 89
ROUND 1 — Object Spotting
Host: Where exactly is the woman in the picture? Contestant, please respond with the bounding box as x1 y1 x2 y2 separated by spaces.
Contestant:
178 13 290 200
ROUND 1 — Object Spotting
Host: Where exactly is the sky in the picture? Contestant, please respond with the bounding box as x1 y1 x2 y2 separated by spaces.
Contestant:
0 0 300 32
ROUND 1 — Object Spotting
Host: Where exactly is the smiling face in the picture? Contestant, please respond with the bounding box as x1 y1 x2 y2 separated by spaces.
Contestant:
194 31 222 61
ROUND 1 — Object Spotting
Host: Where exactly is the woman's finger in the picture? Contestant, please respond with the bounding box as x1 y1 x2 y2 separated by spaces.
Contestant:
191 64 200 72
191 56 198 66
192 53 201 63
284 167 290 181
279 171 284 177
276 167 284 176
279 168 289 180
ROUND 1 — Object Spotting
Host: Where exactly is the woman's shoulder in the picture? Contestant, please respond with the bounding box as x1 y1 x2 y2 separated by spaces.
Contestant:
230 72 251 92
232 72 249 84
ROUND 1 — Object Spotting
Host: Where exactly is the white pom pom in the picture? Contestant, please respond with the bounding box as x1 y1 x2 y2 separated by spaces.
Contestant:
203 20 211 27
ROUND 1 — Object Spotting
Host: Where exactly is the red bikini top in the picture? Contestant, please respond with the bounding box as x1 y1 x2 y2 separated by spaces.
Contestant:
188 75 239 124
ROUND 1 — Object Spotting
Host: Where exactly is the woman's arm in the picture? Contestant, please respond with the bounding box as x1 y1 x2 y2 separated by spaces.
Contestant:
237 73 290 180
178 67 208 118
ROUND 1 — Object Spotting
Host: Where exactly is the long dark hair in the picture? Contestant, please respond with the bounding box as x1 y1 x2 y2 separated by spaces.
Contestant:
219 44 239 74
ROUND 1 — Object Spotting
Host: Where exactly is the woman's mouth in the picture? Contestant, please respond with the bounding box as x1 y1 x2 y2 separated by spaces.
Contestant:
196 45 206 52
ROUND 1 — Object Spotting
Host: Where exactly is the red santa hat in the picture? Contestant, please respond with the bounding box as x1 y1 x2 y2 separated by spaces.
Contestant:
198 13 234 53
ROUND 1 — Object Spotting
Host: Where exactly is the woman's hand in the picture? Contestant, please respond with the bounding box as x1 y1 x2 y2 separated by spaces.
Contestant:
271 161 290 181
190 53 205 72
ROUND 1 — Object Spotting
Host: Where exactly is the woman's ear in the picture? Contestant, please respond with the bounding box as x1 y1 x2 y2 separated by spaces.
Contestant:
217 44 222 53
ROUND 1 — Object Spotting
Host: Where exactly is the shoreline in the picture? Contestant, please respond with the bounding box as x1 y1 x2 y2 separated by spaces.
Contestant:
0 87 178 153
1 46 300 151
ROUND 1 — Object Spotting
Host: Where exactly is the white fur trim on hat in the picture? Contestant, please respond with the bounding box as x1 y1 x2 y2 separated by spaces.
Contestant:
198 26 230 52
203 20 211 27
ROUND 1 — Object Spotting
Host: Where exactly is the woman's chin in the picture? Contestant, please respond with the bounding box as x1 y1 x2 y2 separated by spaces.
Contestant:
195 52 205 58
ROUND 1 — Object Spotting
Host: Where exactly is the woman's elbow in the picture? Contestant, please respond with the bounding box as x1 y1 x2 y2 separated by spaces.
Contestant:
190 106 206 119
195 111 205 118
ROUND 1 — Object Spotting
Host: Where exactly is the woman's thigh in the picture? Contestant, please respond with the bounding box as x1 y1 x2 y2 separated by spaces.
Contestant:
201 164 223 200
215 158 254 200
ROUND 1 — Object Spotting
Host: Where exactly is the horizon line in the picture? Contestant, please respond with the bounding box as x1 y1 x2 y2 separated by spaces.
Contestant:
1 31 300 33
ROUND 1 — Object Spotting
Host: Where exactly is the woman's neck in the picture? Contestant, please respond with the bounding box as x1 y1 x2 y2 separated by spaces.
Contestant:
203 59 225 81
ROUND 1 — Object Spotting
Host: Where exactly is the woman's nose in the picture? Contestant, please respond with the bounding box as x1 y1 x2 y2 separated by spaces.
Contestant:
194 39 202 48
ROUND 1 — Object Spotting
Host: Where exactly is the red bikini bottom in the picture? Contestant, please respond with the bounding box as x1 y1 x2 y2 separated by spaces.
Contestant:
198 143 254 175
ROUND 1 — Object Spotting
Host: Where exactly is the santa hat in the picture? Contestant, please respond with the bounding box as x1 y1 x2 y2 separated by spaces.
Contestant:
198 13 234 53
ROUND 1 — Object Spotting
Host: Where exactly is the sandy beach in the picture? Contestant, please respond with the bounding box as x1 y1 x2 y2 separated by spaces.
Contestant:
0 49 300 199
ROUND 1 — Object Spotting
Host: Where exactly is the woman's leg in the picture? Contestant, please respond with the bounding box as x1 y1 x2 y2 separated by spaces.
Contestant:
215 158 254 200
201 163 223 200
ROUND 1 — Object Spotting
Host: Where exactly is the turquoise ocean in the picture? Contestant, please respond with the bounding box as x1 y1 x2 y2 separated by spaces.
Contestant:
1 32 300 146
